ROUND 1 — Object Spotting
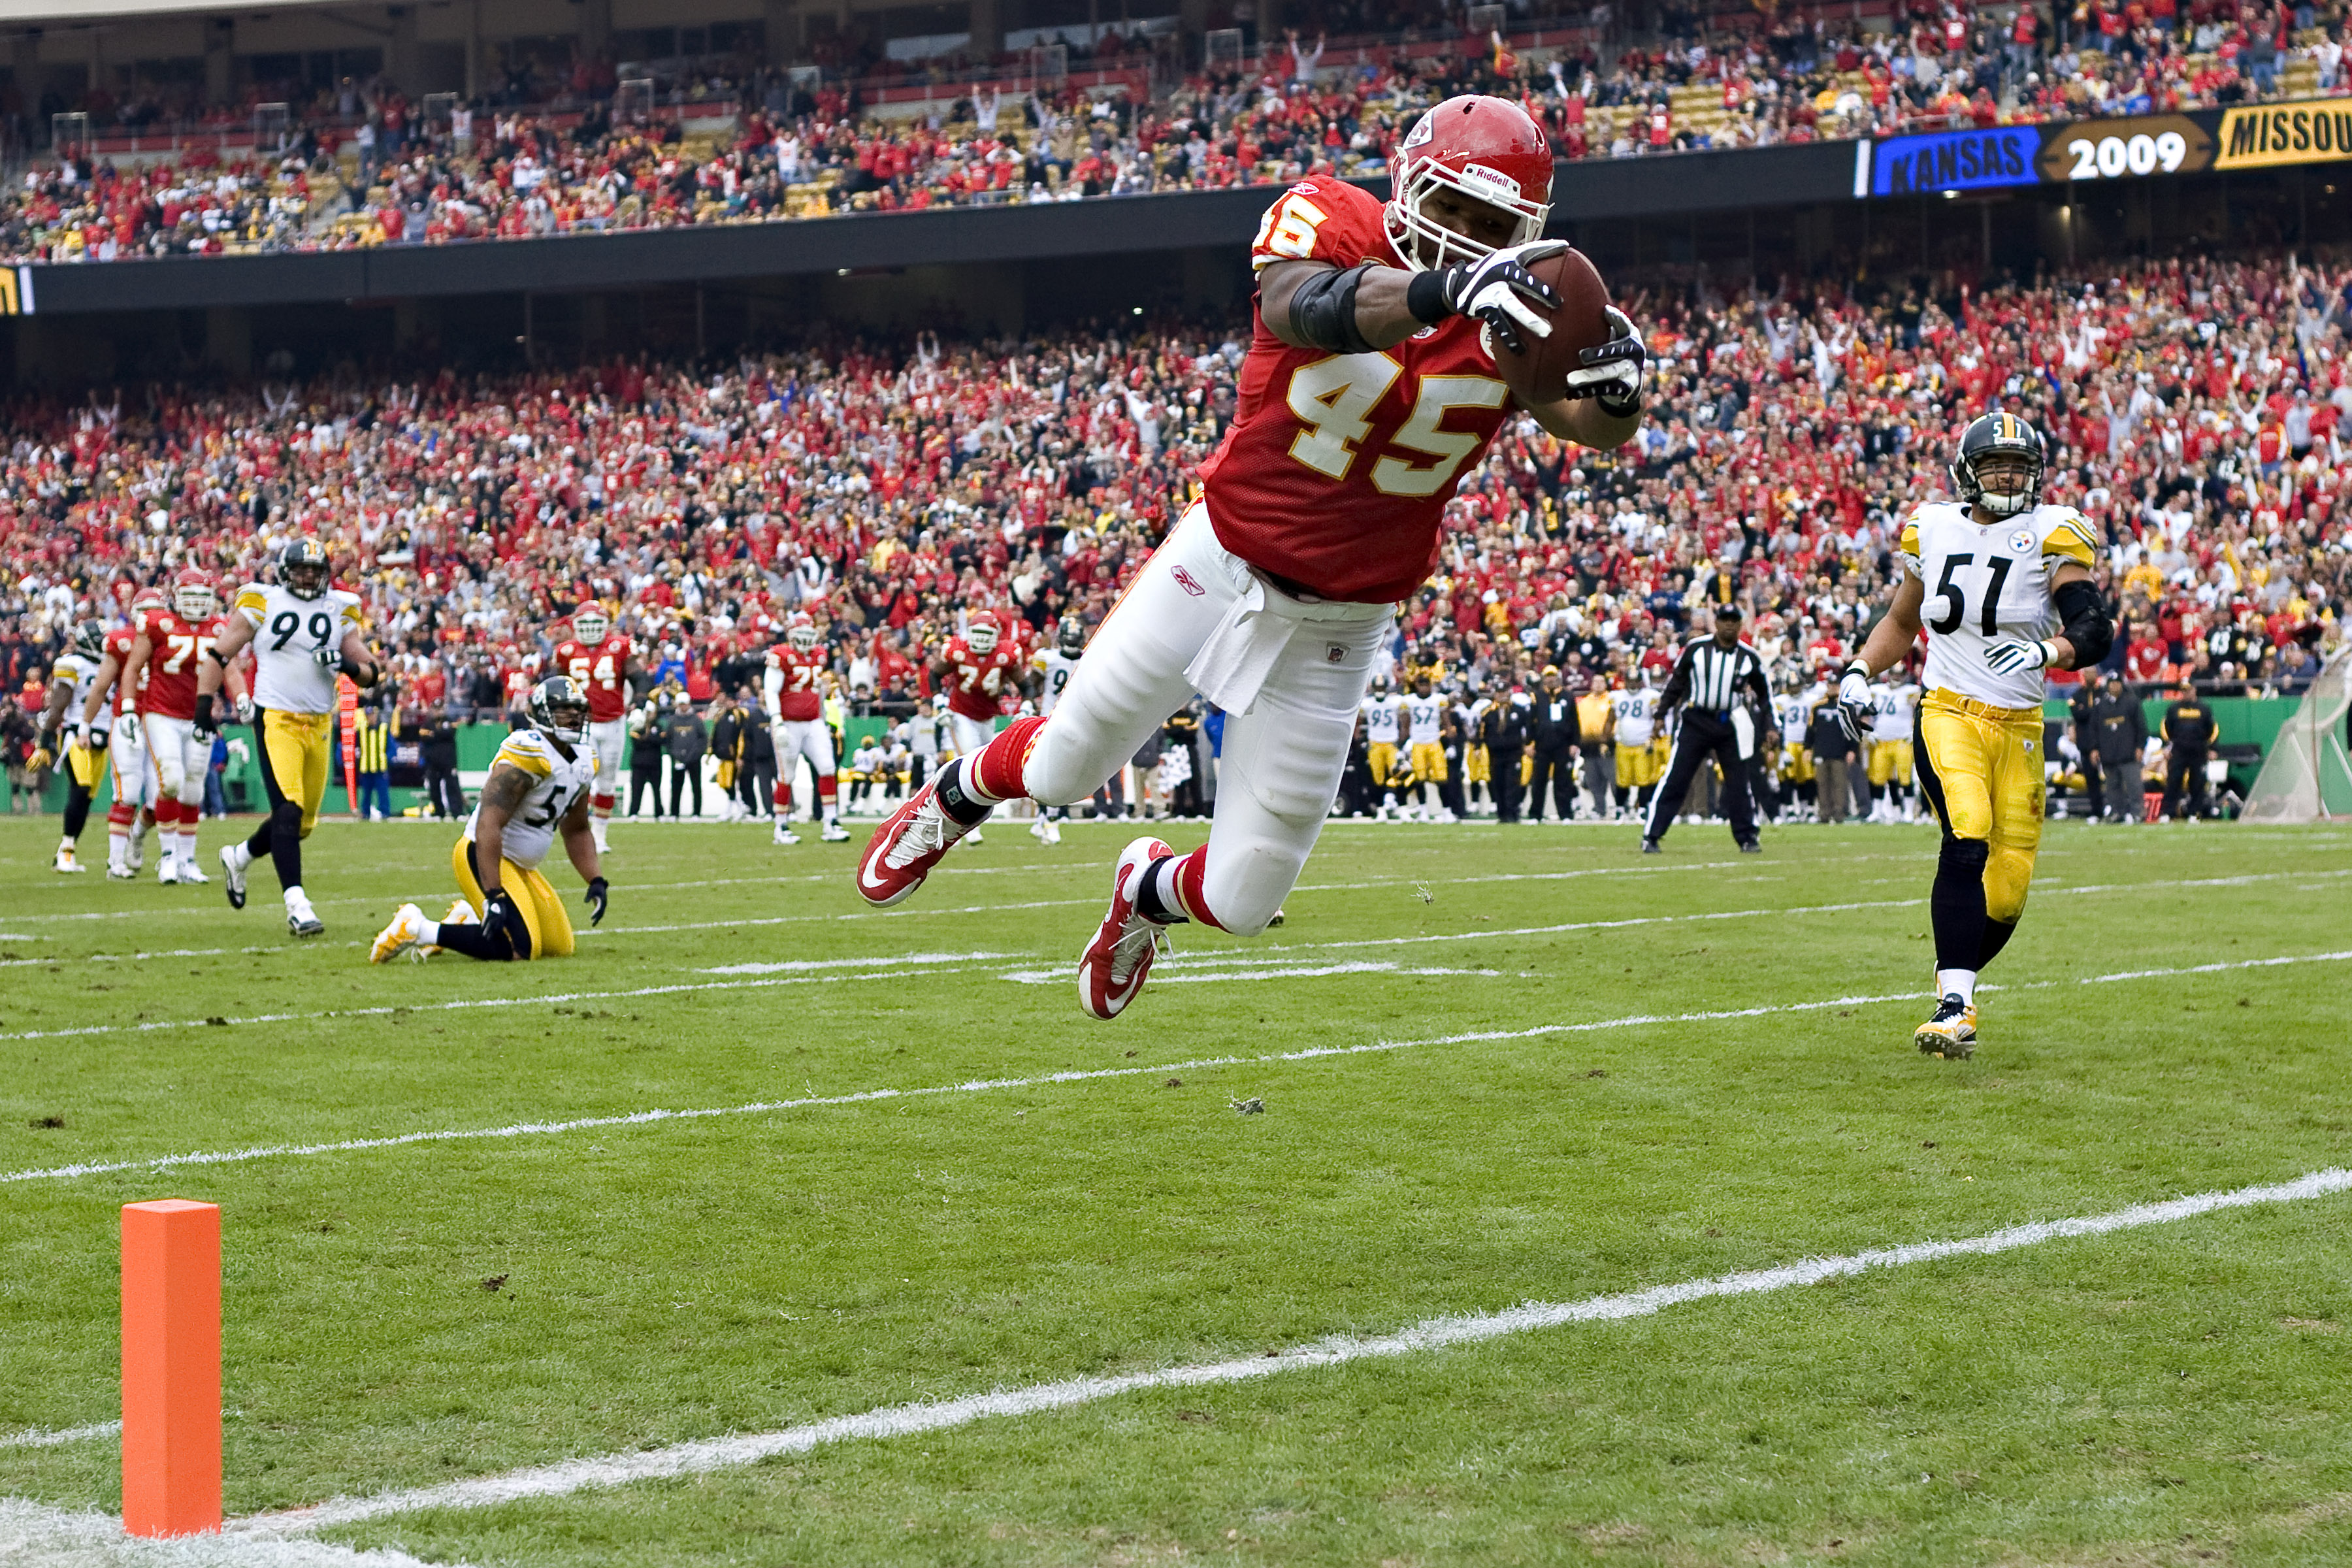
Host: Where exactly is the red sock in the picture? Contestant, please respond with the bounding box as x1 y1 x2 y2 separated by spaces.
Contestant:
108 801 135 831
1169 845 1220 929
968 715 1047 802
774 782 792 815
817 775 838 810
591 791 614 815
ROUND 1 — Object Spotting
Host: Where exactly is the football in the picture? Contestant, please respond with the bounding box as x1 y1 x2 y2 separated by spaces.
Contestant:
1488 246 1615 405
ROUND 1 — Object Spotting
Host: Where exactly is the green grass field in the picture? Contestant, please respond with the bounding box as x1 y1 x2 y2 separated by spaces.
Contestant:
3 810 2351 1567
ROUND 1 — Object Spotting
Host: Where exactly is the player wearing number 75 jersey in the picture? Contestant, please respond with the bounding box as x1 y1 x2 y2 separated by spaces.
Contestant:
199 538 381 939
1835 413 2114 1060
857 93 1646 1019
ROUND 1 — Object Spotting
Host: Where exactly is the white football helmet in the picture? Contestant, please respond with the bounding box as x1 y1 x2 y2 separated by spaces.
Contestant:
572 603 611 645
786 612 819 653
964 617 1001 656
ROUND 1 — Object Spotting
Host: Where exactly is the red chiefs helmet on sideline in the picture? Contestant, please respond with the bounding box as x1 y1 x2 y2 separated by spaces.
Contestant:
171 566 218 620
1382 94 1555 272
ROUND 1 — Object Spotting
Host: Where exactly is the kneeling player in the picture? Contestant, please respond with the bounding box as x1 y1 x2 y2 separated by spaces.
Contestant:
1836 414 2111 1058
372 676 608 962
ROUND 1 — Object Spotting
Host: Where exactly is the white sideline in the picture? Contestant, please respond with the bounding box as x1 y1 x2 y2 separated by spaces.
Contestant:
230 1164 2352 1537
0 1420 119 1449
0 1499 442 1567
6 949 2346 1189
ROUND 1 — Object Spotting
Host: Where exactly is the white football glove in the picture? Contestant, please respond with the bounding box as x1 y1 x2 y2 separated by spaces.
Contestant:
1985 637 2057 675
235 694 256 726
1561 305 1648 412
1834 663 1873 749
1439 239 1567 355
116 711 141 750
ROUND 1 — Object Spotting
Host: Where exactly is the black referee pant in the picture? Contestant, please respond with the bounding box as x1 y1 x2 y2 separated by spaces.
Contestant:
1644 710 1757 848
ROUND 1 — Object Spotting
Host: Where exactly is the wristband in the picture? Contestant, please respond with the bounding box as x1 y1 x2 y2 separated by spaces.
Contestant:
193 693 214 728
1405 269 1450 326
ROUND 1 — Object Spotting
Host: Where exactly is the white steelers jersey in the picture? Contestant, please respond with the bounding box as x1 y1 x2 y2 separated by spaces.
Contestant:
1404 693 1443 745
1869 680 1919 743
1362 694 1401 743
1611 687 1658 747
468 727 597 871
54 651 112 736
1900 500 2099 710
231 582 365 714
1034 649 1081 715
1773 690 1810 742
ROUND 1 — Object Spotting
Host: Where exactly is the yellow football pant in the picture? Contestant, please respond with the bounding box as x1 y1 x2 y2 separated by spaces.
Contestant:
1916 690 2043 924
1867 739 1915 787
1781 744 1814 783
1409 742 1447 785
1367 742 1399 789
1465 745 1490 785
451 837 576 959
1614 741 1661 789
260 710 335 839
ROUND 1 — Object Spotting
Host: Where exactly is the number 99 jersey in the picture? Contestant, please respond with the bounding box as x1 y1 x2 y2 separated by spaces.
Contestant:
1198 178 1517 606
231 582 366 714
1900 502 2099 710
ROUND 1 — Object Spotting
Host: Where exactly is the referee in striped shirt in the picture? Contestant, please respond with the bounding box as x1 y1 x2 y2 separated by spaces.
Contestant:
1642 604 1774 855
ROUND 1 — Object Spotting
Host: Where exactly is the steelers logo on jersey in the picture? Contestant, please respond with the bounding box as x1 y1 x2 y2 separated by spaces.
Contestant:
2006 527 2036 555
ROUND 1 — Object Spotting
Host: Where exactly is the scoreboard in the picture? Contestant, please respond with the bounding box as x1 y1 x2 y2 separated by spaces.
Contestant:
1870 98 2352 197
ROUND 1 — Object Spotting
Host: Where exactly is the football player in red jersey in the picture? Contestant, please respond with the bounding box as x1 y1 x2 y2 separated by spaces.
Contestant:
858 95 1646 1017
552 602 636 852
928 612 1023 846
118 568 246 884
762 612 849 846
80 587 171 878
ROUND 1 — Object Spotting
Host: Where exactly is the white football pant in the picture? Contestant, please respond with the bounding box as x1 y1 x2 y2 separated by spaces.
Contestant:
111 728 163 810
144 715 210 809
587 719 628 808
1021 501 1391 936
772 718 837 778
947 711 997 760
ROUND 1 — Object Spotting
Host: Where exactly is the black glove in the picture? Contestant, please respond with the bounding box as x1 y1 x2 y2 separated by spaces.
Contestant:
191 693 217 746
1435 240 1566 356
583 876 609 928
482 890 527 958
1563 306 1648 412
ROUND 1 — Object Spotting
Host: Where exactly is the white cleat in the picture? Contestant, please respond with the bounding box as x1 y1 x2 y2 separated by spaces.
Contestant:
54 849 86 874
286 894 325 939
106 864 137 880
177 862 210 885
964 826 985 845
370 903 430 964
126 840 146 873
1030 815 1064 845
443 898 479 927
220 843 250 909
819 820 851 843
773 823 800 846
158 857 182 884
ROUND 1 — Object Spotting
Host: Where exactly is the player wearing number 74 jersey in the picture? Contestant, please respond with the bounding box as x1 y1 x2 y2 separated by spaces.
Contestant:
857 93 1647 1017
1836 413 2114 1060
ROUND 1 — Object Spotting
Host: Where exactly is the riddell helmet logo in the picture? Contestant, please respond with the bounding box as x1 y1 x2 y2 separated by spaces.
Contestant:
1458 163 1523 203
1171 566 1206 597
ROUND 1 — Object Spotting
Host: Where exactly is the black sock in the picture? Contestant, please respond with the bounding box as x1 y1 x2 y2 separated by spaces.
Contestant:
434 923 504 960
63 781 92 841
1977 917 2016 971
246 820 272 858
1930 836 1991 977
1134 857 1185 924
270 820 303 891
934 759 994 828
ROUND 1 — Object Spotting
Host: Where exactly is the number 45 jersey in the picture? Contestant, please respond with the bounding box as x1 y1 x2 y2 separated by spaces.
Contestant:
1200 178 1518 605
231 581 365 714
1901 501 2099 710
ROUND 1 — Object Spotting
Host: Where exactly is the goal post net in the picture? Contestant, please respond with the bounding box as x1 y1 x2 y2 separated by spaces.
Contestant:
2241 649 2352 823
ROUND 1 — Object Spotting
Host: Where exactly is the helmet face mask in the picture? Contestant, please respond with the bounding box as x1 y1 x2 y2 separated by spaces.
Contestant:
527 675 591 744
964 619 1000 656
786 613 819 653
173 568 217 621
572 605 610 645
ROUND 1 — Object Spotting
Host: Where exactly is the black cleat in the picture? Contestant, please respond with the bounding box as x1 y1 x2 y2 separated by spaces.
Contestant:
1640 839 1662 855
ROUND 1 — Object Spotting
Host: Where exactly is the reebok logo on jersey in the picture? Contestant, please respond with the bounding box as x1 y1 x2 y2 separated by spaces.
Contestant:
1171 566 1206 597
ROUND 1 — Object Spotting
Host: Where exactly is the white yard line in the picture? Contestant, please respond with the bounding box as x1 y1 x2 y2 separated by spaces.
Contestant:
228 1164 2352 1537
7 949 2345 1189
0 1421 119 1449
0 1499 441 1567
998 962 1502 985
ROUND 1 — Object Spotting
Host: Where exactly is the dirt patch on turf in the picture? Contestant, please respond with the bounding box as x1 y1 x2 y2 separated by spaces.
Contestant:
2262 1491 2352 1531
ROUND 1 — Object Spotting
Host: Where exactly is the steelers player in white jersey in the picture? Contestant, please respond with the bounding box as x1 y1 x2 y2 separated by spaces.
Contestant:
28 619 112 873
372 676 608 963
1865 674 1921 822
1609 680 1660 819
1360 678 1405 819
198 538 379 938
1838 413 2112 1058
1028 617 1086 845
1403 674 1450 821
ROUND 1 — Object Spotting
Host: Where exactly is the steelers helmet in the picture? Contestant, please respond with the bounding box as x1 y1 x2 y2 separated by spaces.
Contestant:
1056 617 1085 657
281 537 331 600
70 618 106 662
527 674 591 744
1950 412 2045 519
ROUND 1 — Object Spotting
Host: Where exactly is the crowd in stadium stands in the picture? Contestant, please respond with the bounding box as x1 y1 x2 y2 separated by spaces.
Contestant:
4 0 2349 263
0 250 2346 818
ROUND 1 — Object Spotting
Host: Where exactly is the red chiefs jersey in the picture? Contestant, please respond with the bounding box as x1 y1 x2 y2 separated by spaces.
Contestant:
1199 180 1520 604
553 634 633 723
940 636 1020 722
766 643 830 722
133 609 221 719
105 627 147 717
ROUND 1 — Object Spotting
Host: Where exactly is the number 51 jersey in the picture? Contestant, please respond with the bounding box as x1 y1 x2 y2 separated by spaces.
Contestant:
231 581 366 714
1200 178 1519 606
1900 501 2099 710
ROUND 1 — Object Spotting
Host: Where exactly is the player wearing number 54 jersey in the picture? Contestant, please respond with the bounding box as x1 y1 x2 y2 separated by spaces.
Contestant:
200 538 381 939
857 93 1646 1019
1838 413 2112 1059
553 602 636 852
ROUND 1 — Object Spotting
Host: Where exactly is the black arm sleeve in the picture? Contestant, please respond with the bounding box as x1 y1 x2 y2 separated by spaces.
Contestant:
2053 578 2113 669
1286 264 1379 356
